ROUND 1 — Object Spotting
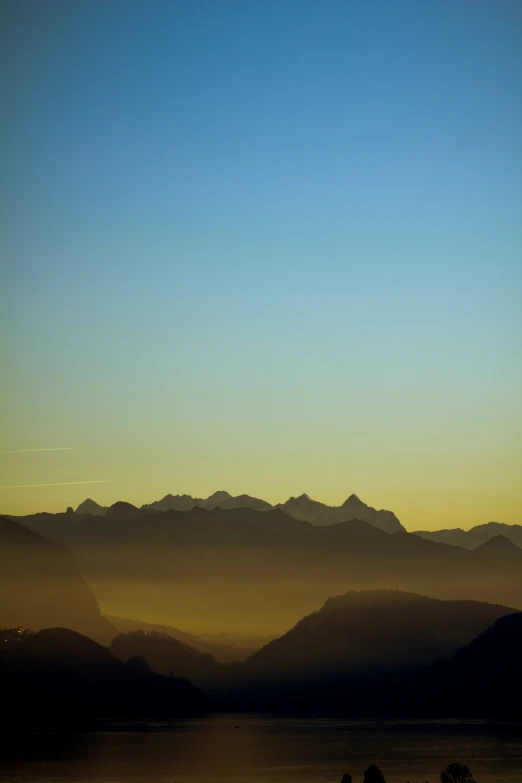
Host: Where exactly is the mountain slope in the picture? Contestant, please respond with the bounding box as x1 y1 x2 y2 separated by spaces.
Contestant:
0 626 208 731
411 611 522 717
243 590 516 680
106 591 519 707
0 517 114 642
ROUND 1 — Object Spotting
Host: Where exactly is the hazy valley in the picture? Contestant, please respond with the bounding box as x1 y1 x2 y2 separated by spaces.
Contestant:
6 492 521 638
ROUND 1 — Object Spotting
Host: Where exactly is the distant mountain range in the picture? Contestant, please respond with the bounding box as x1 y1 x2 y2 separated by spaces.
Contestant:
414 521 522 550
74 491 405 533
142 489 273 514
72 493 521 548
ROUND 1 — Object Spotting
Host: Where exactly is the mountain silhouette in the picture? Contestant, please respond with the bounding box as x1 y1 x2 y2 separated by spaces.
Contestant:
141 490 273 514
75 498 108 516
105 501 141 520
0 626 208 732
106 590 518 712
414 521 522 549
241 591 515 680
226 592 520 713
105 614 260 661
73 490 404 532
110 630 224 689
475 533 522 555
409 611 522 717
277 493 404 533
3 608 519 724
0 517 114 642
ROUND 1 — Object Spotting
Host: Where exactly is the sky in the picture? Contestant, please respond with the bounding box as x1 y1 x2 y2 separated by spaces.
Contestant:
2 0 521 529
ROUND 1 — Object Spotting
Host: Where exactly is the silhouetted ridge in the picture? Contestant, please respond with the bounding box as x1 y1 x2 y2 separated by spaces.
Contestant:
278 493 405 533
141 490 272 513
70 490 405 532
217 590 520 713
110 631 223 688
105 501 140 520
75 498 107 516
0 626 208 731
410 611 522 717
243 590 514 678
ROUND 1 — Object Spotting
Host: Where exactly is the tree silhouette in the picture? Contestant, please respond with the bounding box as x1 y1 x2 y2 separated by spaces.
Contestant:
340 775 352 783
363 764 386 783
441 763 475 783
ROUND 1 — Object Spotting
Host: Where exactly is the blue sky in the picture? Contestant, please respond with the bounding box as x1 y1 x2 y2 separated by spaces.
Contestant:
2 0 521 526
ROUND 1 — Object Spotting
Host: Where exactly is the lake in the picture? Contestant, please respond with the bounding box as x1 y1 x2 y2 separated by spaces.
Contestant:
1 716 521 782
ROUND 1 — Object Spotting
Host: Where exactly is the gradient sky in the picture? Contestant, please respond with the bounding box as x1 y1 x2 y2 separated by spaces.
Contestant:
2 0 521 529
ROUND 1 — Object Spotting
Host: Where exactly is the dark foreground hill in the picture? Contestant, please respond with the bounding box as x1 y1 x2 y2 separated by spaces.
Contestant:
106 591 517 704
3 594 520 726
0 626 208 732
0 517 114 642
413 611 522 716
227 602 522 717
243 590 515 679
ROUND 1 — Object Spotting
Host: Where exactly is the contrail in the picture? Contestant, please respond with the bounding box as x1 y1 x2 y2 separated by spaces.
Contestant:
1 447 74 453
0 480 109 489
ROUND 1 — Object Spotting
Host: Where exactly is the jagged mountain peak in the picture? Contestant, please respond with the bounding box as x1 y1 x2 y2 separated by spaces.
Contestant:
75 489 404 534
343 493 364 505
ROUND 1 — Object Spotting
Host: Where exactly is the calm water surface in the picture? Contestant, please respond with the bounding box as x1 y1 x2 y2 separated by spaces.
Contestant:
1 716 521 783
